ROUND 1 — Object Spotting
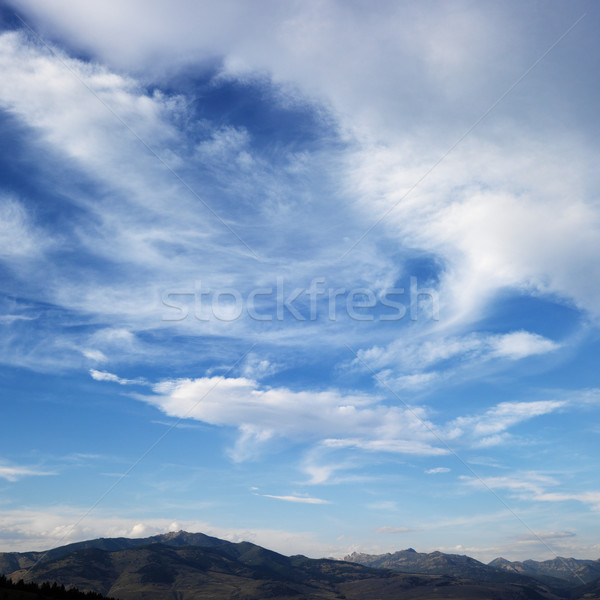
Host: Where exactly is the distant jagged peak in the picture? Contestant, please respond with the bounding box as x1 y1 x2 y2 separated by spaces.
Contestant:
160 529 186 539
146 530 224 547
152 529 195 540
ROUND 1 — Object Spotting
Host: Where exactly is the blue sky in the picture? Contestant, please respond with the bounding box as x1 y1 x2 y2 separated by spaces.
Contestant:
0 1 599 562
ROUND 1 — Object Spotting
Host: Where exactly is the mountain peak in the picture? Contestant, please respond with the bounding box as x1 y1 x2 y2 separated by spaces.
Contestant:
158 530 186 540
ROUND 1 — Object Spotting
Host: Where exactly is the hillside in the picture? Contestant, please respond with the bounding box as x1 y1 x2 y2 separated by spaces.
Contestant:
568 576 600 600
0 531 566 600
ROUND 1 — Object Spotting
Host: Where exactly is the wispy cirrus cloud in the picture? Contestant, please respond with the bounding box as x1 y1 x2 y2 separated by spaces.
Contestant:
461 472 600 512
89 369 147 386
460 472 559 496
426 467 451 474
375 526 419 534
15 0 600 330
0 463 56 482
0 195 49 260
368 501 399 512
81 349 108 363
534 492 600 512
447 400 566 447
0 28 399 376
516 531 576 544
358 330 560 391
260 494 331 505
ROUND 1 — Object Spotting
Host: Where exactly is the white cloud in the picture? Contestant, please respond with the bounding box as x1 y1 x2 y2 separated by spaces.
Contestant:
368 501 398 512
0 33 179 203
8 1 510 142
140 376 445 460
0 32 266 323
516 531 575 544
89 369 146 386
359 331 560 376
347 136 600 325
0 314 36 325
426 467 450 474
460 472 559 497
82 349 108 363
302 461 336 486
0 195 48 260
9 1 600 331
240 354 280 379
359 330 562 396
0 8 593 384
0 28 399 375
87 372 585 476
0 464 56 482
387 372 440 390
472 433 513 448
0 4 595 397
194 125 250 162
449 400 565 441
535 492 600 512
489 331 559 360
89 369 121 382
321 437 447 456
375 526 417 534
300 447 368 486
261 494 331 505
461 472 600 512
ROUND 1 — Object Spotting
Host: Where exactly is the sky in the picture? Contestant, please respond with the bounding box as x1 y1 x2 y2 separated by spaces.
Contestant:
0 0 599 564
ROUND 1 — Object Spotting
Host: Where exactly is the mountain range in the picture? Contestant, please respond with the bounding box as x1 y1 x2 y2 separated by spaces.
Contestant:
489 555 600 586
1 531 598 600
345 547 600 588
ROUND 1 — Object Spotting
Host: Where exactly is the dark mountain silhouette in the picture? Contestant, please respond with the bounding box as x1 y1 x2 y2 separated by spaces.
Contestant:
0 531 224 574
0 574 114 599
0 531 591 600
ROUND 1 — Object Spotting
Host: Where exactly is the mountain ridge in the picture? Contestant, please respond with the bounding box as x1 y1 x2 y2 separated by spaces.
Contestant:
488 555 600 585
1 531 599 600
344 548 571 590
344 548 600 589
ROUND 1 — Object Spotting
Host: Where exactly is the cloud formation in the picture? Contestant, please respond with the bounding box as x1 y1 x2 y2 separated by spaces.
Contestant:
426 467 451 475
375 526 418 534
260 494 331 505
461 472 600 512
104 372 588 476
89 369 146 386
0 463 55 482
448 400 565 447
8 2 600 330
141 376 444 461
